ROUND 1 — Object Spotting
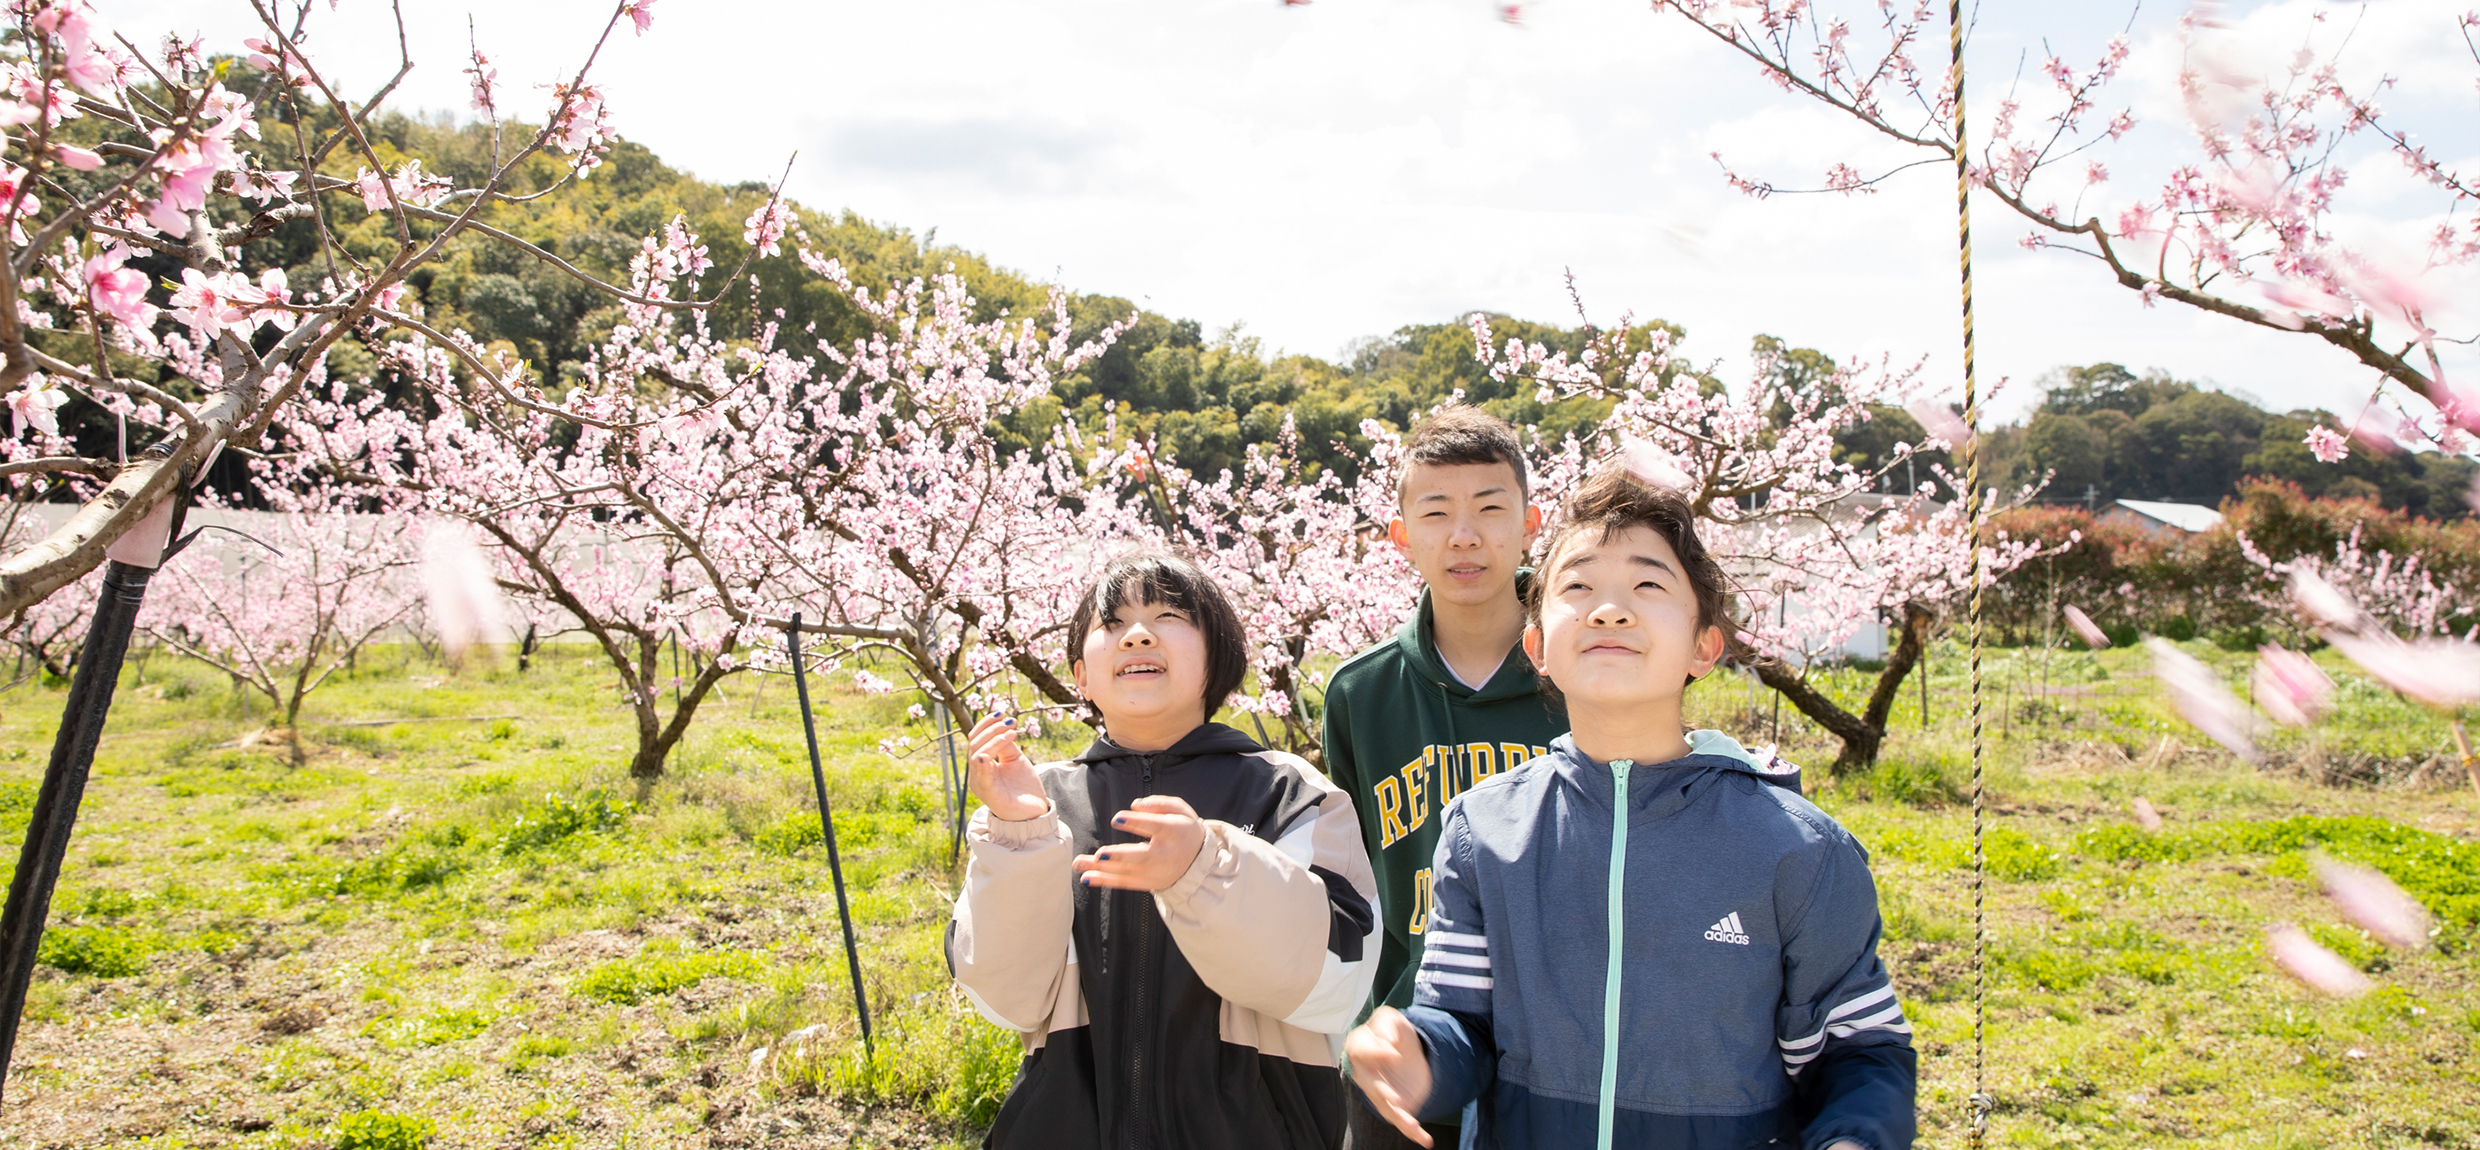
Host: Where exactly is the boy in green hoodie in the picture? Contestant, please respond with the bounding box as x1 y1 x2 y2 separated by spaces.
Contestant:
1322 407 1565 1149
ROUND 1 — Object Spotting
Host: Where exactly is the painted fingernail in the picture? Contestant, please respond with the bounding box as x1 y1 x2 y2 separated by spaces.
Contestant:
1080 875 1093 885
1112 816 1126 826
1097 853 1111 861
1003 717 1015 725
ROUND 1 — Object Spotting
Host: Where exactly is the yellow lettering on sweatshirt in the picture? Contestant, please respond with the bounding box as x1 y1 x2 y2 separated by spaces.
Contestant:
1501 742 1534 774
1403 754 1431 834
1464 742 1497 787
1375 775 1409 849
1408 867 1434 935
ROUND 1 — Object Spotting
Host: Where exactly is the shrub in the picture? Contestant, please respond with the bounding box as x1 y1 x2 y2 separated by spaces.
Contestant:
334 1110 435 1150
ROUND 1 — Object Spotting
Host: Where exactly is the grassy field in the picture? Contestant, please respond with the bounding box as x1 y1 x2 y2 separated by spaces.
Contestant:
0 638 2475 1149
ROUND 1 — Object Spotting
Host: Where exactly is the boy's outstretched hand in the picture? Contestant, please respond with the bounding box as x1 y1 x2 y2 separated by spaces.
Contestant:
965 715 1049 823
1073 795 1205 891
1346 1007 1435 1147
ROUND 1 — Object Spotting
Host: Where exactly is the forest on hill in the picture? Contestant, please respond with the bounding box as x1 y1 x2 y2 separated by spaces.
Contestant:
40 111 2472 518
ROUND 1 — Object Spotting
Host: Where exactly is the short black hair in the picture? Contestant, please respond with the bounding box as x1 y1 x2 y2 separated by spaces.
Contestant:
1527 469 1745 696
1067 548 1250 724
1397 406 1528 505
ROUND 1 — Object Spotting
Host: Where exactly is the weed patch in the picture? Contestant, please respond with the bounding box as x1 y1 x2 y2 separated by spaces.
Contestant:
333 1110 435 1150
573 947 763 1005
38 925 153 977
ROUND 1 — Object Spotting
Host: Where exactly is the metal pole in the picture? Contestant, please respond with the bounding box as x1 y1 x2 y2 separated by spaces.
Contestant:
0 560 154 1101
785 614 872 1058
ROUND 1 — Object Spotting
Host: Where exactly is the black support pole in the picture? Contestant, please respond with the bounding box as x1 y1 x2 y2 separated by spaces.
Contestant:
0 560 156 1102
786 614 872 1058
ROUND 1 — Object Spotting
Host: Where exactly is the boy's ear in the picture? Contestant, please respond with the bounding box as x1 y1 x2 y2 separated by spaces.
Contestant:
1689 624 1726 680
1068 658 1088 700
1523 503 1542 546
1521 624 1545 671
1386 517 1409 553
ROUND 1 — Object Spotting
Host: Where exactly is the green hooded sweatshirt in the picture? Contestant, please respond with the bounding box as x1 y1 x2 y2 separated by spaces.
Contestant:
1319 576 1566 1017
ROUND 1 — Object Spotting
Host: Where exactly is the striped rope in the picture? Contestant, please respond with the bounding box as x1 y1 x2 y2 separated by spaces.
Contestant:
1948 0 1994 1146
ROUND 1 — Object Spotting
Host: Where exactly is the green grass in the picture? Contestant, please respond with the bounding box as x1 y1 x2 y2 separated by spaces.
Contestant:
0 635 2474 1148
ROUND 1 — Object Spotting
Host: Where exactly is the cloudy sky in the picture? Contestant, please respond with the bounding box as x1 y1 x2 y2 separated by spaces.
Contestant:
116 0 2480 422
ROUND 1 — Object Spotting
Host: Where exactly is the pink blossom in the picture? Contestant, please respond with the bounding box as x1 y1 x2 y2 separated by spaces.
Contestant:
6 379 67 437
2130 796 2162 832
2251 644 2332 726
624 0 658 34
2147 637 2261 761
53 144 102 171
84 245 157 330
167 267 262 340
467 50 498 115
230 167 298 204
743 198 791 258
2265 923 2371 997
2062 604 2110 649
2303 425 2349 463
2312 854 2432 951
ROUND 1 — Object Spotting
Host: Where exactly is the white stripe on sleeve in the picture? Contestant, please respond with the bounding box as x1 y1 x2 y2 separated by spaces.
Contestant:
1425 931 1488 951
1416 970 1494 991
1419 949 1490 969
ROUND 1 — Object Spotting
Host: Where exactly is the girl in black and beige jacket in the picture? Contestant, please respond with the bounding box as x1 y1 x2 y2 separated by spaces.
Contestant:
946 550 1379 1150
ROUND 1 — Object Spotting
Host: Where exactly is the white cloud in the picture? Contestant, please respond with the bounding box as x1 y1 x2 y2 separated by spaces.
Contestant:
100 0 2480 424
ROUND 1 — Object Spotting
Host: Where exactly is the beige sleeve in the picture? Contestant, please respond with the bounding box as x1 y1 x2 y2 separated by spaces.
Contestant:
1151 776 1380 1033
948 799 1077 1034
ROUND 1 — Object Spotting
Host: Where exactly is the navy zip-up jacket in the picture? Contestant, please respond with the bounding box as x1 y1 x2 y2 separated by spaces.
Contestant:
1404 731 1916 1150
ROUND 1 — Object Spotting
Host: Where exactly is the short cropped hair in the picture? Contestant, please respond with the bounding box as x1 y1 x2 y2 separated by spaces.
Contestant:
1397 406 1528 505
1067 548 1250 724
1527 470 1745 692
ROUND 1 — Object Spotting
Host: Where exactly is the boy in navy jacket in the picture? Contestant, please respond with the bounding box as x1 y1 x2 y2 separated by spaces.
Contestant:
1344 470 1917 1150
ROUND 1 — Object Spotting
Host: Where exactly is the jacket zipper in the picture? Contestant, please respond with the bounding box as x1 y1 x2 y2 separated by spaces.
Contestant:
1124 755 1159 1149
1598 758 1633 1150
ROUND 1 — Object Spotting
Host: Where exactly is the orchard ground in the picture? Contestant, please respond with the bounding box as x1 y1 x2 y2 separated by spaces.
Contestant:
1 640 2477 1150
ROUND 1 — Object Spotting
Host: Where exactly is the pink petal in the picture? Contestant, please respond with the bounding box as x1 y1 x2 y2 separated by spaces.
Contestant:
2131 796 2162 831
1905 399 1972 448
2063 604 2110 649
2323 631 2480 707
2147 638 2261 761
1619 437 1694 492
2266 923 2372 997
421 522 507 660
2287 570 2360 630
2313 854 2432 951
2251 644 2333 726
2122 793 2162 832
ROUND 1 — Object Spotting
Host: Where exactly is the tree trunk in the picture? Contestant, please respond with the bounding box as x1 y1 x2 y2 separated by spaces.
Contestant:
1752 602 1933 774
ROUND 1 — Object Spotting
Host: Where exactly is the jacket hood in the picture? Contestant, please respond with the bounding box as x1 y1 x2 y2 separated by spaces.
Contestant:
1071 721 1266 766
1395 568 1541 703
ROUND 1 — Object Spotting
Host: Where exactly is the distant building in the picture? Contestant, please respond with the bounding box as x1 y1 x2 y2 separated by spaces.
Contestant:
2099 499 2225 536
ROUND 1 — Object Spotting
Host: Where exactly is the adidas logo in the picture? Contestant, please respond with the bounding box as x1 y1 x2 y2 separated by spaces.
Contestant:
1703 912 1751 946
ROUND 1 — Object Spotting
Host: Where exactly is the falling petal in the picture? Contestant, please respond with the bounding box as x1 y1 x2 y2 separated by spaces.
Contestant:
421 521 508 663
2251 644 2334 727
1905 399 1972 449
2313 854 2433 952
2063 604 2111 650
2266 923 2372 997
1619 437 1694 492
2147 638 2261 761
2323 631 2480 708
2287 570 2361 631
2131 796 2162 831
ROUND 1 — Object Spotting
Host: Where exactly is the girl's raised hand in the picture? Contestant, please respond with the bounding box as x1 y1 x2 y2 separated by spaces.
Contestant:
965 714 1048 822
1072 794 1205 892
